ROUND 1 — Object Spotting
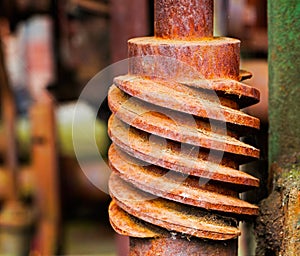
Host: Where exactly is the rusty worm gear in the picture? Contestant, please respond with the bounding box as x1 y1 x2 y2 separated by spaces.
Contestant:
107 0 260 255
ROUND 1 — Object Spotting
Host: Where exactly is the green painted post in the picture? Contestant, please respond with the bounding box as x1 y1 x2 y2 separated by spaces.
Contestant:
268 0 300 162
255 1 300 255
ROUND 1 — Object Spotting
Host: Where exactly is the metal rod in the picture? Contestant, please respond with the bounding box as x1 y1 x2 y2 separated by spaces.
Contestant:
154 0 214 39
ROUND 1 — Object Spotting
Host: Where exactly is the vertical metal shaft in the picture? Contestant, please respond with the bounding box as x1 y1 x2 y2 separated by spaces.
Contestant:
154 0 213 39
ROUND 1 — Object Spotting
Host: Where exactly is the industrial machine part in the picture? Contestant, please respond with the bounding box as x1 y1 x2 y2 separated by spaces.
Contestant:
107 0 260 255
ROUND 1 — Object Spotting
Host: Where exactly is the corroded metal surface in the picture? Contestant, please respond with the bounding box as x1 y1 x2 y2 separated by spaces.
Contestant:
109 146 259 215
108 120 259 188
109 173 240 240
128 37 241 80
107 0 260 255
108 87 259 158
155 0 214 39
130 237 238 256
112 78 260 129
109 200 166 238
115 74 260 108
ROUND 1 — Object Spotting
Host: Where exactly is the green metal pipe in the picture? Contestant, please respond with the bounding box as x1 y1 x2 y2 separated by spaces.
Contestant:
256 1 300 255
268 0 300 163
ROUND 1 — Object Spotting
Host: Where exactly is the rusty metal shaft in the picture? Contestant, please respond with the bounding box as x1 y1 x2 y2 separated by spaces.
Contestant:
107 0 260 255
155 0 214 39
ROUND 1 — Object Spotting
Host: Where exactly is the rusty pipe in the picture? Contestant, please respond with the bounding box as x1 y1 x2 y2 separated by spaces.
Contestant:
155 0 214 39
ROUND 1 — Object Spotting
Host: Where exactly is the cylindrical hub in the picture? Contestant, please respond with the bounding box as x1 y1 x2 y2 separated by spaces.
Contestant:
128 37 240 80
130 237 237 256
155 0 214 39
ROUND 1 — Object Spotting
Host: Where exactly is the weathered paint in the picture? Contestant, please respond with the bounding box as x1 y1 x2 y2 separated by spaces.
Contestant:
268 0 300 163
256 1 300 255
